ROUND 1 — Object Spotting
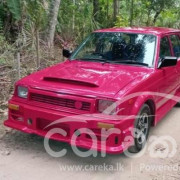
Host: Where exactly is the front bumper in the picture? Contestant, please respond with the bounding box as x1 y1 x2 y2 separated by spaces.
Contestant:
4 100 133 154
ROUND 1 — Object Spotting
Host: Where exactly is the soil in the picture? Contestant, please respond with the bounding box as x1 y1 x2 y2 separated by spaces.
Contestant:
0 107 180 180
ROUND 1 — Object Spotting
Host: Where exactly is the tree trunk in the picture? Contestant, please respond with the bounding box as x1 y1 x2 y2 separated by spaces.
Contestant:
146 9 152 26
113 0 119 21
93 0 99 22
130 0 134 26
47 0 61 47
106 0 109 21
153 9 162 25
16 52 21 80
35 29 40 69
15 37 21 81
72 0 76 32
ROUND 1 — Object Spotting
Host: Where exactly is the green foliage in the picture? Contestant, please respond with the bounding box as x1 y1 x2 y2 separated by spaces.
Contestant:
0 16 3 32
0 35 13 53
0 34 15 65
0 58 6 65
25 0 47 30
7 0 21 21
0 2 6 31
115 15 129 27
0 0 180 46
57 0 98 43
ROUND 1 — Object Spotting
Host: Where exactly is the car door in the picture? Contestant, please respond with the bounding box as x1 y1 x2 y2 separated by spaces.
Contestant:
169 34 180 82
157 36 178 106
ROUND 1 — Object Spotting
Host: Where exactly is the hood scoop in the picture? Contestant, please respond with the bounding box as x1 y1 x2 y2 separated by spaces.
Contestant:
43 77 99 87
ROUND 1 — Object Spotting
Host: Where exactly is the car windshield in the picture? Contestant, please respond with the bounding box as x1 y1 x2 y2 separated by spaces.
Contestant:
70 32 156 67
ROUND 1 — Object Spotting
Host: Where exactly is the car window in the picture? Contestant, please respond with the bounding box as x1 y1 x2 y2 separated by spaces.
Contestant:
160 37 171 58
170 35 180 57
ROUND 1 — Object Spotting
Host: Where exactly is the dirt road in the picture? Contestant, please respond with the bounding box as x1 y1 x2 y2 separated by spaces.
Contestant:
0 107 180 180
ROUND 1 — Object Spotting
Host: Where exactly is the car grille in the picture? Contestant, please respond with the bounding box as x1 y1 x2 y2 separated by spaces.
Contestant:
30 93 91 111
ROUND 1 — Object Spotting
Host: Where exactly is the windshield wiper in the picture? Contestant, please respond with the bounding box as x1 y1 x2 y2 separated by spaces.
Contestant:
77 58 148 67
78 58 108 63
107 60 149 67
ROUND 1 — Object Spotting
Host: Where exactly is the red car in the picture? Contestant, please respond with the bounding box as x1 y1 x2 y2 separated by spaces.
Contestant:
4 27 180 154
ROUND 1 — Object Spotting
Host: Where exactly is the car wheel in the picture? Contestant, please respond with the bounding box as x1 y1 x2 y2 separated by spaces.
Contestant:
128 104 152 153
175 102 180 107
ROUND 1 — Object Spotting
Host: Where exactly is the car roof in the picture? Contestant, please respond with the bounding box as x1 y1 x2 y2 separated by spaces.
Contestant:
94 27 180 36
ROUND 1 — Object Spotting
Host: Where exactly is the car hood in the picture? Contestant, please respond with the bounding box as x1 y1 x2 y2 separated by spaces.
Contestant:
19 60 154 98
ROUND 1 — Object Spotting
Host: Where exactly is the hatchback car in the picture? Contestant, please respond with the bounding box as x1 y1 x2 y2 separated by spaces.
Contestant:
4 27 180 154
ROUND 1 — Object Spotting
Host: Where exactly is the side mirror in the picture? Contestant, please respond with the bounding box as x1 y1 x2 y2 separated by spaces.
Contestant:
158 56 177 68
63 49 72 58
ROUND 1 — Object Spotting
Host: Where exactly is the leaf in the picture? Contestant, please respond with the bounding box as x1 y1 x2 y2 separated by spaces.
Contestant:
7 0 21 21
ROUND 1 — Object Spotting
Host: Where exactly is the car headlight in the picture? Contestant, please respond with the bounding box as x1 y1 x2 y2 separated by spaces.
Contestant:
98 100 117 115
17 86 28 98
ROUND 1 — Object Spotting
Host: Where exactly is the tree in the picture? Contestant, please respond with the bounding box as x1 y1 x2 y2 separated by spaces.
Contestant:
6 0 21 21
142 0 176 25
47 0 61 47
25 0 47 69
93 0 100 22
113 0 119 21
129 0 134 26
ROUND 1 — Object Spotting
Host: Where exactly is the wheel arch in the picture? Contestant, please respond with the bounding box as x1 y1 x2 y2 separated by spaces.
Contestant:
144 99 156 126
130 95 156 126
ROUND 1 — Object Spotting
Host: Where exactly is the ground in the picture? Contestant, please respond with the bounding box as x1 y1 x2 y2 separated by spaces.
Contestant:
0 107 180 180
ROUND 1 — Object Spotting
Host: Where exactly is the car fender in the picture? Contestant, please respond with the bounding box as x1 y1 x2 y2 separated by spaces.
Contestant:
130 94 156 118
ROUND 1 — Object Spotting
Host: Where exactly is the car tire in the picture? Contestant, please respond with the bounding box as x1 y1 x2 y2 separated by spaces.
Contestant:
175 102 180 107
128 104 152 153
